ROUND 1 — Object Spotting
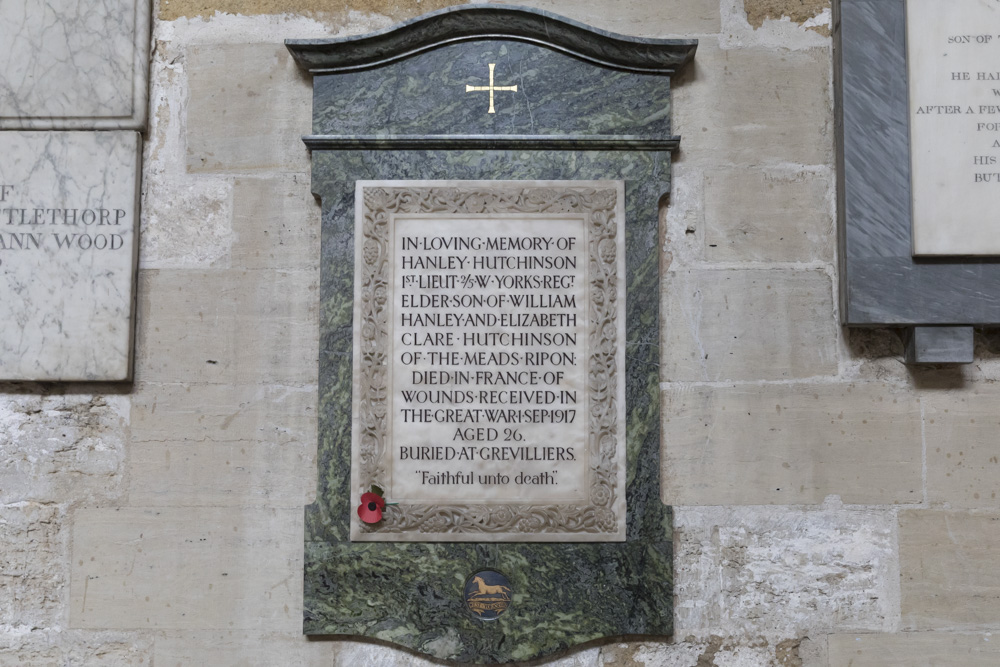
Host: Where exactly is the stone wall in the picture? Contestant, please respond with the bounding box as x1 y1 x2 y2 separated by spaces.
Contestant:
2 0 998 665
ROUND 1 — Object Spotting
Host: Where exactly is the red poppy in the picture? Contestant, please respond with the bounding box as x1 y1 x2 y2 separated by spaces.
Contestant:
358 491 386 523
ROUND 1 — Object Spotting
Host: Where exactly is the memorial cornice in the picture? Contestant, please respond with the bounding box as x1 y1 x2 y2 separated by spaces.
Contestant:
301 134 682 151
285 4 697 75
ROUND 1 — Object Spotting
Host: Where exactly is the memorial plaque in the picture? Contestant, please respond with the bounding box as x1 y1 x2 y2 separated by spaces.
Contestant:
837 0 1000 358
350 181 626 542
0 131 141 381
909 0 1000 256
289 6 696 661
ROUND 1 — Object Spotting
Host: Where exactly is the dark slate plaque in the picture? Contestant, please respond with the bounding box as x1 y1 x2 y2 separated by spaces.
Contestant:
287 6 695 662
834 0 1000 362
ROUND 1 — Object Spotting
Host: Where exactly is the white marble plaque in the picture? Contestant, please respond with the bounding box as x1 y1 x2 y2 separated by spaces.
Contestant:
0 0 150 129
0 131 141 381
350 181 626 542
908 0 1000 256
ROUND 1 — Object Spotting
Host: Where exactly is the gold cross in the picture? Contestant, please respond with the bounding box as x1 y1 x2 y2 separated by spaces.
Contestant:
465 63 517 114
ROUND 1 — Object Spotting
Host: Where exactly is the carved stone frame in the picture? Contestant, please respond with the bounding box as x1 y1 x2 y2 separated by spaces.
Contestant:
350 180 626 541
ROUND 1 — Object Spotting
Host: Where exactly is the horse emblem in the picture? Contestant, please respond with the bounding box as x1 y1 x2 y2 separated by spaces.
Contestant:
464 570 513 620
469 576 511 600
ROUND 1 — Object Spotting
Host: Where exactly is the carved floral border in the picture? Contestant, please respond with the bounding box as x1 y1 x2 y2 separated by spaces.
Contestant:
352 182 624 540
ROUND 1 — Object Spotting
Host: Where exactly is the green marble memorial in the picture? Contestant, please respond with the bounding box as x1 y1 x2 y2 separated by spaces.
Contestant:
287 6 695 662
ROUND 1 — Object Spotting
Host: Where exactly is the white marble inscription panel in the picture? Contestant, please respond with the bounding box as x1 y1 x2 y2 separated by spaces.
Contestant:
390 217 589 505
0 0 150 129
350 181 626 542
0 131 141 381
908 0 1000 256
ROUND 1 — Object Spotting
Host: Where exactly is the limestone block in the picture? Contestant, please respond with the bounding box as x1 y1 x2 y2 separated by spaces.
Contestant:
674 505 898 638
673 42 832 166
134 269 318 385
900 511 1000 629
743 0 830 32
703 168 833 262
141 32 233 269
663 163 704 269
604 637 813 665
231 175 320 271
140 176 233 269
663 383 921 505
162 0 719 34
493 0 721 35
601 641 715 667
0 630 152 666
0 394 128 504
154 633 598 666
662 269 838 381
186 44 311 173
0 503 64 628
924 389 1000 509
128 383 316 506
827 633 1000 666
729 0 833 49
160 0 459 22
70 507 302 630
153 632 336 667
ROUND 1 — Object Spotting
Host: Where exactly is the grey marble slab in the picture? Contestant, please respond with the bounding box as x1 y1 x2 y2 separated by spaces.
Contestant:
0 0 151 130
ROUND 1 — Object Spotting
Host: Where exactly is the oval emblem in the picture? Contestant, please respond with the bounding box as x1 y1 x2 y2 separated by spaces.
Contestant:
464 570 512 620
